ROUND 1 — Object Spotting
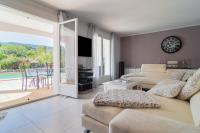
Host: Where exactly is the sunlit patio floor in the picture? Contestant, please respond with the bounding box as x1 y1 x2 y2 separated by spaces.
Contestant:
0 79 49 92
0 88 55 111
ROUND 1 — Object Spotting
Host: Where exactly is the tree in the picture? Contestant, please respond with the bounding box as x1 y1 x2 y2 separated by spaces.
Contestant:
0 53 6 60
0 43 53 70
34 46 53 65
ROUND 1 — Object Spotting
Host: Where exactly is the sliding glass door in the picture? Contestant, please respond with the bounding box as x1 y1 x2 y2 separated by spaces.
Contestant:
59 18 78 98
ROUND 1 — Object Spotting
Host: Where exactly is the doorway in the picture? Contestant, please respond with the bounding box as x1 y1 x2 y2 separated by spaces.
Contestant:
0 6 56 110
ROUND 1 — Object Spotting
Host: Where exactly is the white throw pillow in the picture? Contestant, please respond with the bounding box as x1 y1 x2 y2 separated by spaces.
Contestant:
167 70 185 80
149 79 185 98
177 69 200 100
182 70 195 81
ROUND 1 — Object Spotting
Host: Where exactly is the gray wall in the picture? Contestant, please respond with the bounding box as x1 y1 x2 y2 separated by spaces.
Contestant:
120 25 200 68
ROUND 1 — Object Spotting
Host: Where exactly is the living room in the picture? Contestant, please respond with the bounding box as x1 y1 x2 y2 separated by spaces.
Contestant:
0 0 200 133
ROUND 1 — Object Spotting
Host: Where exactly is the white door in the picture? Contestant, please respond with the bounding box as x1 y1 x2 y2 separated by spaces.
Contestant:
59 18 78 98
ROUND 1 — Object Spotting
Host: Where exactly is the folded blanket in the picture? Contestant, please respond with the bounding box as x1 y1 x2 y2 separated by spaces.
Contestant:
93 90 160 108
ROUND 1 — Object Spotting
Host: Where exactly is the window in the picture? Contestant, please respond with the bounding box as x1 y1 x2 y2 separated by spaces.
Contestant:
103 38 111 75
97 36 102 66
96 35 111 76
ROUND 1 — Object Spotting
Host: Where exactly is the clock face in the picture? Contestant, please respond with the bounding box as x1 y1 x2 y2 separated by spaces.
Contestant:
161 36 182 53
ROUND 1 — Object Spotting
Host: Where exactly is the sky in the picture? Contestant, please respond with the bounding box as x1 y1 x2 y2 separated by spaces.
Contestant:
0 32 53 47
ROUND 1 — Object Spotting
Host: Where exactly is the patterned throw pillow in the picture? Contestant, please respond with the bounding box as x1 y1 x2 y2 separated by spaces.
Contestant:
177 69 200 100
149 79 185 98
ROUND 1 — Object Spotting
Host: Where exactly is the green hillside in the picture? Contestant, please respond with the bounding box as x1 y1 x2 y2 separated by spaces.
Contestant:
0 43 52 70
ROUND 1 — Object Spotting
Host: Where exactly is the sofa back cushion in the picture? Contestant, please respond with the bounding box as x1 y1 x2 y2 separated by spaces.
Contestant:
141 64 166 73
190 91 200 127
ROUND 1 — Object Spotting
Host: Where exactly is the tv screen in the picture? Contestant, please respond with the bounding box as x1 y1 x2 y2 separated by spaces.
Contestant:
78 36 92 57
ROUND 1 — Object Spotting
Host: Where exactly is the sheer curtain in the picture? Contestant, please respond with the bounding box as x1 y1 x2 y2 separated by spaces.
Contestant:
91 26 101 87
90 25 120 86
110 33 120 80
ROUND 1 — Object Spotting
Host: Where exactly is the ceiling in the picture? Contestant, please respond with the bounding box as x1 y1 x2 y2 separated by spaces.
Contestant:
36 0 200 36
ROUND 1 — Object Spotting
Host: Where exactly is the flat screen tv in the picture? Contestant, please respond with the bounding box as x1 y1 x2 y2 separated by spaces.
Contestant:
78 36 92 57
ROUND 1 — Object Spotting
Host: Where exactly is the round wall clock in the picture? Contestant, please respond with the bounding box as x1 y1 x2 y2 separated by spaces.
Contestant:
161 36 182 53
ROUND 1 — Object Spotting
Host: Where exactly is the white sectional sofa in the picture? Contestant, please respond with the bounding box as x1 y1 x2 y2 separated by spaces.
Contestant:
82 92 200 133
82 64 200 133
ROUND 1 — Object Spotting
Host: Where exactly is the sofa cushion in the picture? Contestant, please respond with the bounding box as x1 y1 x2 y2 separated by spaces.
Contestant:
136 95 194 124
141 71 168 78
110 110 200 133
141 64 166 73
190 91 200 127
178 69 200 100
82 100 123 125
149 79 185 98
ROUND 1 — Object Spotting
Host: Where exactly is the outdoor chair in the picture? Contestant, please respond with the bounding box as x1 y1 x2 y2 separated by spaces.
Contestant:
21 69 39 91
37 63 53 89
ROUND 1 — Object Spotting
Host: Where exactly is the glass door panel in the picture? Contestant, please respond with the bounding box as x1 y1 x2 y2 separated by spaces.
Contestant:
59 19 78 98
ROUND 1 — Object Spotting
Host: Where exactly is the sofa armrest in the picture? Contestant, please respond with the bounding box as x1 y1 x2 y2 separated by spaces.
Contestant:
109 109 200 133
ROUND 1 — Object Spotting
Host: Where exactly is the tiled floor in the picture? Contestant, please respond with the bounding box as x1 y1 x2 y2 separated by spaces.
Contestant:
0 95 93 133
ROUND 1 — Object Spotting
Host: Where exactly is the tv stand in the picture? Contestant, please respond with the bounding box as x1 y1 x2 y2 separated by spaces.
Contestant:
78 68 93 92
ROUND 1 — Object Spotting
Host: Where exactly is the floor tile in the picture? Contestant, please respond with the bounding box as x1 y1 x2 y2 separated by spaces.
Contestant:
0 111 31 132
34 114 68 133
6 123 43 133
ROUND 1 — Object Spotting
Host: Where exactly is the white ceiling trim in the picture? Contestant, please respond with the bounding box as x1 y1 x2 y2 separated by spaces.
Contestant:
120 24 200 37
